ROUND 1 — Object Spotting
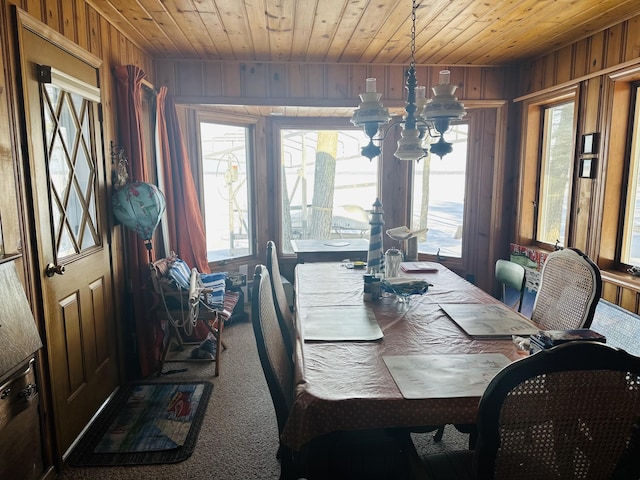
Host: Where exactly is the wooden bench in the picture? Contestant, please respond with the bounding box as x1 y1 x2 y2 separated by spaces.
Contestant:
590 299 640 357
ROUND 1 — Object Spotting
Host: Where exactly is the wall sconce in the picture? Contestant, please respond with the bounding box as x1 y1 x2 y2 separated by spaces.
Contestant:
111 141 129 190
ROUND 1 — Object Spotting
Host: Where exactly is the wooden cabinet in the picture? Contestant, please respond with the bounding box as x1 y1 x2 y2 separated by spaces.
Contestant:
0 358 44 480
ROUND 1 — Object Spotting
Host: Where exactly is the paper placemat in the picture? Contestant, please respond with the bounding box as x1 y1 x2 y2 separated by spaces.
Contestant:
384 353 511 399
440 303 539 338
301 306 383 341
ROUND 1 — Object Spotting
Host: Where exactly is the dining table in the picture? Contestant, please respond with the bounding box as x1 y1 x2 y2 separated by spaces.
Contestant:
280 261 529 452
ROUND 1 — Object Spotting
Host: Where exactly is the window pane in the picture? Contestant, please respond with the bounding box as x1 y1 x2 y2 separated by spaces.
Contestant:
41 84 99 259
199 122 253 262
536 101 575 246
412 124 468 258
622 86 640 266
280 129 378 254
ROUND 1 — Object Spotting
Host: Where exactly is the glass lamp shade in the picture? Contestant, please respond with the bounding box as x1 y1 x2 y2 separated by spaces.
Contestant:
112 181 166 243
422 82 466 135
394 128 428 161
351 89 392 160
351 93 391 131
351 79 392 147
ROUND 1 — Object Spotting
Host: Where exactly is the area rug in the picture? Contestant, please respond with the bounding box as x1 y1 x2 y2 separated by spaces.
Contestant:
68 381 212 466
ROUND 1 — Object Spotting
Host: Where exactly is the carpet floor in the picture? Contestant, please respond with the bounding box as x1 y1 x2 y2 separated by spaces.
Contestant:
58 317 469 479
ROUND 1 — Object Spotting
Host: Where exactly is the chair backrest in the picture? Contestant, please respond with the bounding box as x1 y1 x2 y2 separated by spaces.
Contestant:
495 259 526 312
251 264 294 435
474 342 640 479
266 241 296 359
530 247 602 330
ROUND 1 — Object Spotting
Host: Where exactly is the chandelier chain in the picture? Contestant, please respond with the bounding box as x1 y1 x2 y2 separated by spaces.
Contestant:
410 0 417 67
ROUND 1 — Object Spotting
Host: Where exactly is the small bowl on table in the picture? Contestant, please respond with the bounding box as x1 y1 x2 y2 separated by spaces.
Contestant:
381 278 429 304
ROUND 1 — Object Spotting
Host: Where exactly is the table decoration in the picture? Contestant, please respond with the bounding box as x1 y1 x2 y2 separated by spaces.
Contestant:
381 277 430 303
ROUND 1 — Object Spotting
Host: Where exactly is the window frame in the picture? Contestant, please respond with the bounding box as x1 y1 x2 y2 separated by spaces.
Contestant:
271 116 381 257
516 87 579 251
617 81 640 269
193 111 259 267
534 98 578 249
410 120 470 260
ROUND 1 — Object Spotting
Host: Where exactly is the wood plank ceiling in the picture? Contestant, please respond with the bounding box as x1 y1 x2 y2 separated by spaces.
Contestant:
87 0 639 66
87 0 640 117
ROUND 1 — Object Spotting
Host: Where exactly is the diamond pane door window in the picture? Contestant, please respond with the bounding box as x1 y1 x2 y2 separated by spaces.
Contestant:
42 83 99 259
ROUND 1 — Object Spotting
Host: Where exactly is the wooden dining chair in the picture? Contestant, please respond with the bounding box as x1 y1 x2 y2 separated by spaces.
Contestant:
406 341 640 480
251 264 413 480
251 264 293 420
495 259 526 312
266 241 296 360
531 247 602 330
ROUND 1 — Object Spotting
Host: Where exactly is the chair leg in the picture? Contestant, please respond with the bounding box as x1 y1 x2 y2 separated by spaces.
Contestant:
200 315 223 376
278 445 303 480
468 428 477 450
157 322 184 375
214 319 223 376
433 425 445 442
452 423 478 449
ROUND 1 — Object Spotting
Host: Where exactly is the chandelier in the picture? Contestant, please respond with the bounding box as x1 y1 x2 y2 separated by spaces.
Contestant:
350 0 466 161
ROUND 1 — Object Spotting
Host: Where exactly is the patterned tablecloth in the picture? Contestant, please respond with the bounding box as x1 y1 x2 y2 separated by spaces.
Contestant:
280 262 525 451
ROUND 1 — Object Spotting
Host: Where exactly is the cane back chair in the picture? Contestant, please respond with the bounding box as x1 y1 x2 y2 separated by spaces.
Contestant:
409 341 640 480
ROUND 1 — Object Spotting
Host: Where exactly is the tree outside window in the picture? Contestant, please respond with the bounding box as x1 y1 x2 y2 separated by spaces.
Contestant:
279 128 378 254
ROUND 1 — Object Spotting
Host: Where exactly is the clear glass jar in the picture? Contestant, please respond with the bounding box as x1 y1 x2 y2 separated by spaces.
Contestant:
385 248 403 278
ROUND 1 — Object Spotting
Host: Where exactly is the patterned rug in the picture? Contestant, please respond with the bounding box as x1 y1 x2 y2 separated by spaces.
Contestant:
68 381 212 466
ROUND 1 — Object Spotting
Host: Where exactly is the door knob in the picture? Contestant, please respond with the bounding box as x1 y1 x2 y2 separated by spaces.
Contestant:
45 263 65 277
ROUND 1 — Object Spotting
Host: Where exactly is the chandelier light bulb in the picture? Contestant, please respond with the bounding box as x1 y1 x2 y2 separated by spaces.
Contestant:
366 78 377 93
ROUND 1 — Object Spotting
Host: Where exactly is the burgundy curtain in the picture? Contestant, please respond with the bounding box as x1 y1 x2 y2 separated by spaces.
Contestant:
156 87 210 274
113 65 163 377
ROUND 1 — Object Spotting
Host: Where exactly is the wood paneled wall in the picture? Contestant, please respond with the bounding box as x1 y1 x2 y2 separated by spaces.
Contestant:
515 13 640 314
155 59 512 106
0 0 154 472
518 14 640 96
